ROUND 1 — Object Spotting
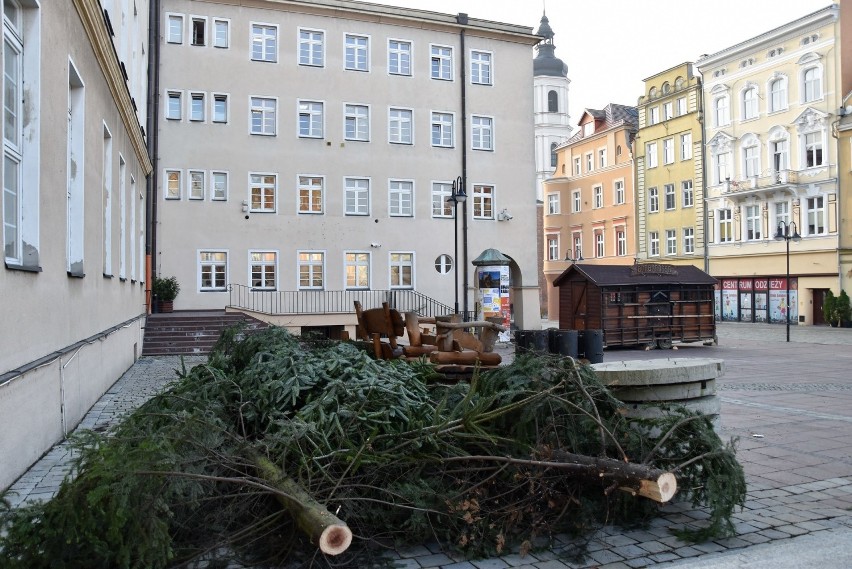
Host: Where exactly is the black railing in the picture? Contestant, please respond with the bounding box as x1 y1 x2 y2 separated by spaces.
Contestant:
228 284 474 320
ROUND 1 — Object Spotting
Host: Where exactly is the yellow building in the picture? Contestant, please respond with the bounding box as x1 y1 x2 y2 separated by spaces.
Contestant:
635 63 706 270
696 5 842 325
542 104 638 318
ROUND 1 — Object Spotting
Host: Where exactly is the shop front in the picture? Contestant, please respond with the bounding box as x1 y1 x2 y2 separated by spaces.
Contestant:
715 277 798 324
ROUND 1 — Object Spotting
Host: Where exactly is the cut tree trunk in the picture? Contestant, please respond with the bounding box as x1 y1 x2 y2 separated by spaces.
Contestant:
254 455 353 555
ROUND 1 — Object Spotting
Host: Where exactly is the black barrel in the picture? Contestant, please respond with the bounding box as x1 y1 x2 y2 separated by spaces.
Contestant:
552 330 579 358
527 330 549 354
514 330 530 354
583 329 604 363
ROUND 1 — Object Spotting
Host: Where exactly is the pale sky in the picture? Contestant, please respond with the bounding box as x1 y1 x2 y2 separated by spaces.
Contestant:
366 0 833 125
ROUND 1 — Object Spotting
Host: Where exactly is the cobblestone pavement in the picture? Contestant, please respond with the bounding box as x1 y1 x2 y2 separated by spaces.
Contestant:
5 323 852 568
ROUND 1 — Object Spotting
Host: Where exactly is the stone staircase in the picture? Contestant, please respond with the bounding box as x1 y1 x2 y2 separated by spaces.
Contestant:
142 310 268 356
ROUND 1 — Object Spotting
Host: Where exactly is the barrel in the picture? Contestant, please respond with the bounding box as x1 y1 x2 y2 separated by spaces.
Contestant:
583 329 604 363
550 329 578 358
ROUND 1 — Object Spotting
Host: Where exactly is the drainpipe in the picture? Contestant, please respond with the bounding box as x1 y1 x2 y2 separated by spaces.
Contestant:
458 13 469 319
698 74 710 274
146 0 161 292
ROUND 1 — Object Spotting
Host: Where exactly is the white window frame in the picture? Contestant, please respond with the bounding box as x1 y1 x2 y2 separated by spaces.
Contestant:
646 141 658 168
598 147 607 168
680 132 692 160
768 76 788 112
683 227 695 254
189 169 205 200
743 144 760 178
593 185 603 209
676 97 687 116
614 179 625 205
298 175 324 214
802 131 825 168
344 33 369 72
547 192 560 214
344 177 370 216
431 111 454 147
665 229 677 255
742 86 758 120
806 196 826 236
682 180 694 208
774 200 790 228
546 234 559 261
189 91 205 122
663 138 674 165
298 100 324 138
648 187 659 213
649 231 660 257
718 208 733 243
249 172 276 213
585 152 593 172
648 106 659 125
744 204 762 240
166 13 184 44
595 231 605 258
573 156 581 176
345 251 371 289
616 227 627 256
190 15 207 47
388 39 411 76
802 65 823 103
165 90 182 120
430 44 452 80
389 179 413 217
431 181 453 218
212 93 228 123
714 152 731 185
388 107 413 144
298 251 325 290
344 103 370 141
213 18 230 49
211 171 228 201
771 137 789 172
249 250 277 290
471 115 493 151
572 233 583 260
714 95 730 127
198 250 228 291
664 183 675 210
298 28 325 67
389 251 414 289
470 49 492 85
250 96 276 136
472 184 494 220
663 101 673 120
164 169 181 200
571 189 581 213
250 23 277 63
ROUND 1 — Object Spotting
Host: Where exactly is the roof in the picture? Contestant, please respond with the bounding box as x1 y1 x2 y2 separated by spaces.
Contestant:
533 14 567 78
564 104 638 144
553 263 717 288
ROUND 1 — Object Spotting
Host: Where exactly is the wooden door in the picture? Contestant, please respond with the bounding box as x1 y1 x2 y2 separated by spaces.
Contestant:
813 289 827 325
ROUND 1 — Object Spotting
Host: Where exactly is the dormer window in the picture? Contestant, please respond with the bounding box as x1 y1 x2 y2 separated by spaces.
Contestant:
583 122 594 136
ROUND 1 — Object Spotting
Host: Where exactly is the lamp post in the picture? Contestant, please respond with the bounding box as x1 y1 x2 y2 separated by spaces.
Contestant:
774 220 801 342
447 176 467 315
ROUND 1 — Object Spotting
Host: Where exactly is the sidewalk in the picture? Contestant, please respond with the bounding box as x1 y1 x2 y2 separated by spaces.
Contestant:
5 322 852 568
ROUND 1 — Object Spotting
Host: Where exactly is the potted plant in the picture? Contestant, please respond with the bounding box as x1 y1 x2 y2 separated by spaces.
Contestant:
152 276 180 313
823 290 836 326
836 290 851 328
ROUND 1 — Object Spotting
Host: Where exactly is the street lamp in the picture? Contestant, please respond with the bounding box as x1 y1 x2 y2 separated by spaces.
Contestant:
447 176 467 315
564 251 584 263
774 220 802 342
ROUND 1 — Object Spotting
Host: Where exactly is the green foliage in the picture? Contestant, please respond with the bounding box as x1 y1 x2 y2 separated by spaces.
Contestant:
824 290 837 325
152 276 180 301
836 290 851 325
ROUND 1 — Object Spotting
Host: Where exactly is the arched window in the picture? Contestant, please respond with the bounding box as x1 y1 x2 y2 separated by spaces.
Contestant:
742 87 758 120
803 67 822 102
769 77 787 112
714 96 730 127
547 90 558 112
550 142 558 168
616 145 622 157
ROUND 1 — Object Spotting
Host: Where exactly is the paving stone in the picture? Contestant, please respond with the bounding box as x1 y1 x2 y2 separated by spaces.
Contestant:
739 532 772 545
713 536 751 549
598 563 632 569
795 520 832 532
672 546 703 558
624 557 654 568
530 561 572 569
588 549 625 566
440 563 477 569
648 551 680 563
398 545 432 558
470 559 511 569
603 534 638 547
775 524 810 536
758 528 792 540
610 544 648 559
414 553 455 567
692 542 727 554
636 540 669 554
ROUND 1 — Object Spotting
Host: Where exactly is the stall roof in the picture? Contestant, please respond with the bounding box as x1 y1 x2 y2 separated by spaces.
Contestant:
553 263 718 288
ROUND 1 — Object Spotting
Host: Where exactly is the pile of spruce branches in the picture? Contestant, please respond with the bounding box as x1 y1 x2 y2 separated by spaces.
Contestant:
0 327 745 568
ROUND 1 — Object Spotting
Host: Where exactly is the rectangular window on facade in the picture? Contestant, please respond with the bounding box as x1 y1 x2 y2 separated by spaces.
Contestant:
165 170 181 199
189 170 205 199
212 171 228 200
573 157 581 176
298 100 323 138
616 228 627 256
298 175 323 213
389 179 413 216
663 101 673 120
389 107 412 144
585 152 593 172
250 173 276 212
166 91 181 120
684 227 695 253
191 17 206 46
167 14 184 44
719 208 733 242
666 229 677 255
299 29 324 67
682 180 693 207
614 180 625 204
471 115 493 150
390 252 413 288
190 92 205 121
473 184 493 219
345 34 368 71
804 132 823 167
431 112 453 147
199 251 227 290
388 39 411 76
744 146 759 178
598 148 607 168
745 204 761 240
251 24 277 62
663 138 674 164
250 97 276 135
298 251 324 289
595 231 604 258
775 201 790 227
648 187 659 213
345 252 370 289
471 50 491 85
572 233 583 260
593 185 603 209
572 189 581 213
648 106 659 125
547 193 559 214
681 132 692 160
677 97 687 116
430 45 452 80
664 184 675 210
773 140 789 172
250 251 276 289
431 182 453 217
715 152 730 185
647 142 658 168
546 234 559 261
649 231 660 256
344 104 369 141
212 94 228 123
807 196 826 235
345 177 369 215
213 18 229 48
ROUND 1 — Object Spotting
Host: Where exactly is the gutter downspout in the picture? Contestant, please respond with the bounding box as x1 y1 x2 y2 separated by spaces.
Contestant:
698 75 710 274
458 14 469 319
145 0 161 299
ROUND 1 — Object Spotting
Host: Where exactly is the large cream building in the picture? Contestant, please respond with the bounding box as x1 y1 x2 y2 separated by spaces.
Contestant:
0 0 151 489
155 0 542 329
697 4 842 325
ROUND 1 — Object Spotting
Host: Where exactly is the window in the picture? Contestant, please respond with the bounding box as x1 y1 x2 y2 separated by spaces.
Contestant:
572 233 582 259
585 152 593 172
682 180 694 207
664 184 675 210
212 94 227 123
572 189 581 213
299 29 324 67
677 97 687 116
616 145 622 157
166 91 181 120
472 184 493 219
430 45 452 80
251 24 277 62
714 152 731 185
250 173 276 212
663 138 674 164
715 96 730 126
390 252 414 288
199 251 227 291
598 148 607 168
345 34 368 71
547 90 558 112
389 107 412 144
212 171 227 200
769 78 787 112
546 234 559 261
680 132 692 160
614 180 625 205
649 232 660 256
344 104 369 141
551 142 558 168
744 145 760 178
804 132 823 167
389 179 413 217
806 196 826 235
191 16 206 46
250 97 276 135
648 106 659 125
250 251 276 290
189 170 204 200
616 228 627 256
388 39 411 76
165 170 181 199
547 193 559 214
435 254 453 274
646 142 658 168
471 50 491 85
471 116 493 150
595 231 604 258
745 204 761 240
663 102 673 120
432 182 454 218
743 87 758 120
666 229 677 255
190 92 205 121
298 251 324 289
213 18 229 48
102 127 112 275
593 185 603 209
772 139 789 172
345 252 370 289
648 187 659 213
718 208 733 242
431 112 453 147
298 175 323 213
573 157 581 176
345 177 369 215
775 201 790 227
683 227 695 254
298 100 323 138
803 67 822 102
167 14 183 44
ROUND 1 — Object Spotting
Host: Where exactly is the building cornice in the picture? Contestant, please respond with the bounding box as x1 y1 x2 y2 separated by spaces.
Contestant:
72 0 152 174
